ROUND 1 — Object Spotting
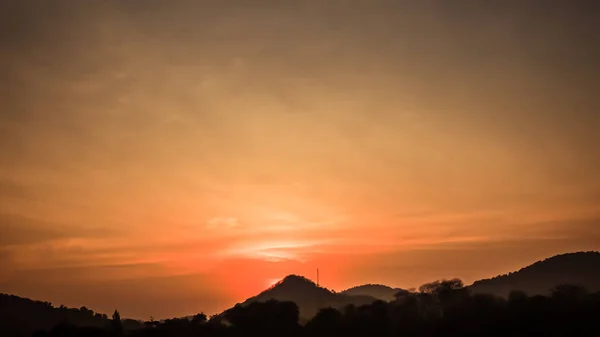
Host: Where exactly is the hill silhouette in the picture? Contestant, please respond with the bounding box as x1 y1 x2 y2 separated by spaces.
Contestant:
0 294 141 337
237 275 377 319
470 251 600 297
341 284 408 301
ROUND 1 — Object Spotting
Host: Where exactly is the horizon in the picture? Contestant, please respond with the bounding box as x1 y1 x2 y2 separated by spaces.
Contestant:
1 1 599 320
3 250 597 320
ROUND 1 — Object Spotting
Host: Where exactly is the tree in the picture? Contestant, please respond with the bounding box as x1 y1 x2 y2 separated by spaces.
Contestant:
305 307 342 337
418 278 467 308
508 290 528 305
191 313 207 326
419 278 464 297
394 288 411 301
111 310 123 334
79 306 93 316
551 284 588 301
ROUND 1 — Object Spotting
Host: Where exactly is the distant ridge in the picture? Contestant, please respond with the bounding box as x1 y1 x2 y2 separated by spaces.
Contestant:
341 284 407 302
470 251 600 297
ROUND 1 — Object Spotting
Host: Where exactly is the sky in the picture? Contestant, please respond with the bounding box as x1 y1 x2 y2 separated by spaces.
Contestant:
1 0 599 319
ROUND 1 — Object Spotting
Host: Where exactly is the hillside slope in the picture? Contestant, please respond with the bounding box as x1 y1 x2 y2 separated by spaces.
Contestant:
470 251 600 297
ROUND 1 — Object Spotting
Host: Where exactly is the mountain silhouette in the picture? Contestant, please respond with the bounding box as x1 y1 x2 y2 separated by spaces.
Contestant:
341 284 408 301
236 275 377 319
470 251 600 297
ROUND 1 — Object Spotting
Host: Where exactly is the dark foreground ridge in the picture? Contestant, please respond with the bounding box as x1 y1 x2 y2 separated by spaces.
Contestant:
1 251 600 337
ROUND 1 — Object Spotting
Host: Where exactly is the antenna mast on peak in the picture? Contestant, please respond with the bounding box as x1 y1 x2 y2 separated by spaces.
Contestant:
317 268 319 287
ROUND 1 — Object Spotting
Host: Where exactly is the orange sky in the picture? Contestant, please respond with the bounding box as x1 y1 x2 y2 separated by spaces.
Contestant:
1 1 599 319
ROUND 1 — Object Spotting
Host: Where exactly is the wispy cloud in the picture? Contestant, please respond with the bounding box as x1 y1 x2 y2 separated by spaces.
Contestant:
218 239 334 262
0 214 115 248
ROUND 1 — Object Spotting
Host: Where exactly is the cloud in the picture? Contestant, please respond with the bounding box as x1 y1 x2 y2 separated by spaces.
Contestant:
219 239 334 263
0 214 71 247
0 213 123 251
519 217 600 242
4 261 170 285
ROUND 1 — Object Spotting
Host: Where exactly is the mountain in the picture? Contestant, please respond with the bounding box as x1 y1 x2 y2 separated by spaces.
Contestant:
341 284 408 302
0 294 142 337
237 275 377 319
470 251 600 297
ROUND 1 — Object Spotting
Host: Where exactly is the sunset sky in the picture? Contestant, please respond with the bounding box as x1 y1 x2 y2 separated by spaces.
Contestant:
1 1 599 319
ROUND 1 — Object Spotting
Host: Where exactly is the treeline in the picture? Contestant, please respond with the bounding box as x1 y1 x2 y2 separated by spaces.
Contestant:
14 279 600 337
0 294 141 337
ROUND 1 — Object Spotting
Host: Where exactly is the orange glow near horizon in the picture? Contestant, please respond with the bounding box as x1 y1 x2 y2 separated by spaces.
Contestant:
1 1 599 320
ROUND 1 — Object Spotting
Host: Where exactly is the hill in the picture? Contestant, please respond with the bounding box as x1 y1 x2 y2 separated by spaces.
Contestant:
0 294 142 337
237 275 377 318
341 284 408 301
470 251 600 297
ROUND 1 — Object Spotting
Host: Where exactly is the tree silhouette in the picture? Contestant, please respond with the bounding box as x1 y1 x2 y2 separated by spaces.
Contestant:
111 310 123 335
191 313 207 326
